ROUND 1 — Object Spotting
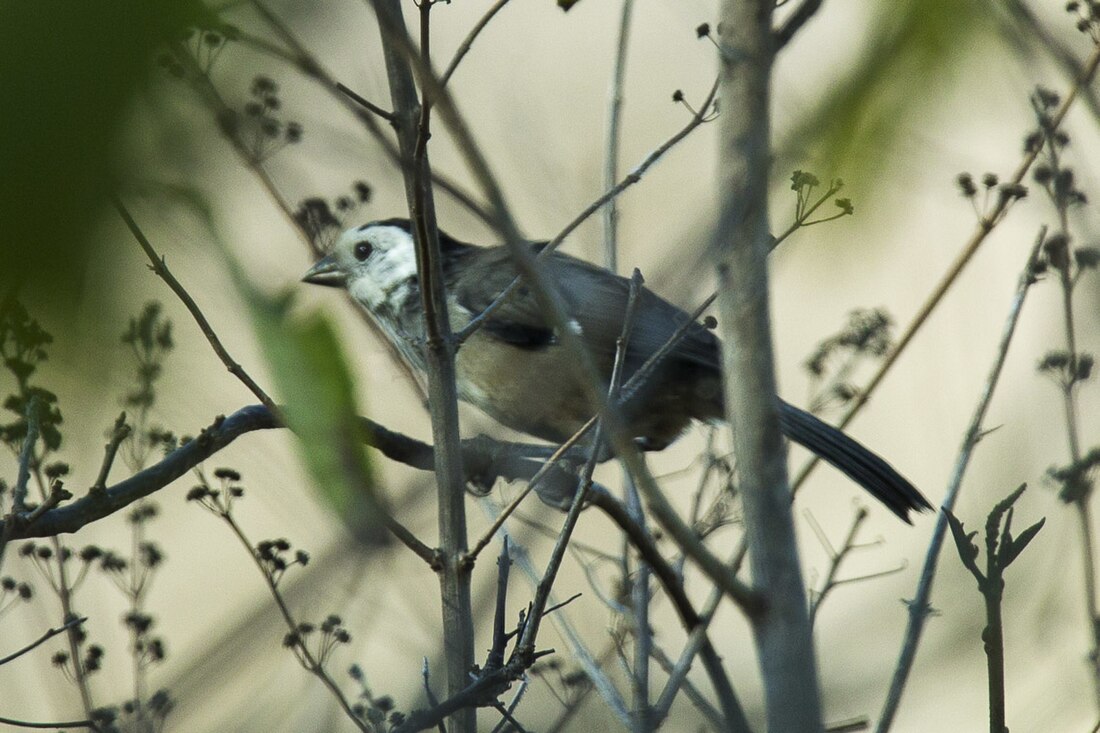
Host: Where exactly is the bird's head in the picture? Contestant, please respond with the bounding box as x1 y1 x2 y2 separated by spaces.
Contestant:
302 219 419 310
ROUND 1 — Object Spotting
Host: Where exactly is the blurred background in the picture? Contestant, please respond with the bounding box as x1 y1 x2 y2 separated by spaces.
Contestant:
2 0 1099 730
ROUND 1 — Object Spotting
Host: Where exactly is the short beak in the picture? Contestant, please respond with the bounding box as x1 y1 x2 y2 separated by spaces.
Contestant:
302 255 347 288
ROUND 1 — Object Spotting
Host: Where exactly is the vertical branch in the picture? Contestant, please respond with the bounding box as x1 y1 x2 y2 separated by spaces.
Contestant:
715 1 822 731
369 2 475 731
602 0 633 273
875 233 1045 732
603 2 653 729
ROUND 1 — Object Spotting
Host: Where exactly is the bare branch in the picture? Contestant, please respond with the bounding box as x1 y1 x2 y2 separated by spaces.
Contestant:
0 715 95 730
114 200 277 411
11 395 40 514
875 231 1046 732
439 0 515 88
90 412 131 494
774 0 825 48
0 615 86 667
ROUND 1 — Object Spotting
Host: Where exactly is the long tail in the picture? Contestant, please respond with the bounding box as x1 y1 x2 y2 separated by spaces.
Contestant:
778 401 932 523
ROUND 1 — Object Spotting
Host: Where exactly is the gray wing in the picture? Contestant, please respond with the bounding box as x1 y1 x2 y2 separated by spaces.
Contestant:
451 243 720 373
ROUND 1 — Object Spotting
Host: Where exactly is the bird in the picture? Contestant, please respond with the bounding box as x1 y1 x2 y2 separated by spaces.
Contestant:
302 218 932 522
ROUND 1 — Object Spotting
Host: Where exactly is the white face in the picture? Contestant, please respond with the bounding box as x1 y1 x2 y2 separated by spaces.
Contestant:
332 223 419 310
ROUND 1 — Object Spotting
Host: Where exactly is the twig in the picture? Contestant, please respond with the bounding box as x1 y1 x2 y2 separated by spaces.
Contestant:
11 395 40 514
0 716 95 730
587 488 749 732
439 0 515 88
466 417 597 562
650 644 725 730
488 537 512 670
0 615 86 667
774 0 825 48
943 486 1044 733
515 273 647 658
371 3 475 726
114 200 277 410
875 230 1046 732
20 481 72 527
488 679 529 733
211 502 370 732
603 0 633 274
90 412 131 494
808 506 870 627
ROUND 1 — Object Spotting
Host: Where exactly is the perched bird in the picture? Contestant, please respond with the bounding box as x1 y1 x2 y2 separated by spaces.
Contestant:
303 218 932 522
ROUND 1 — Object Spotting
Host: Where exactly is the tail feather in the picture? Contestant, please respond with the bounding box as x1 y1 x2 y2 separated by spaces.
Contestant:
778 401 932 523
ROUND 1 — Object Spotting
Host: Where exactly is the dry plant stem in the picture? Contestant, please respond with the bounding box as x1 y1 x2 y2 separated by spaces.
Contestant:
439 0 515 88
0 615 86 667
115 200 276 410
602 5 653 727
790 41 1100 497
217 509 369 732
0 715 95 730
371 3 474 728
603 0 633 274
875 232 1045 733
808 507 869 628
716 0 822 730
1045 126 1100 700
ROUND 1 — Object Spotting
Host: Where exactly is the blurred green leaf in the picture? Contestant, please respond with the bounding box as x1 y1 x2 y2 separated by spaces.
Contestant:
245 289 386 543
777 0 994 191
0 0 223 311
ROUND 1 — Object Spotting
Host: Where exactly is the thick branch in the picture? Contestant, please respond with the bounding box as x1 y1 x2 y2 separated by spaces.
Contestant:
716 1 822 731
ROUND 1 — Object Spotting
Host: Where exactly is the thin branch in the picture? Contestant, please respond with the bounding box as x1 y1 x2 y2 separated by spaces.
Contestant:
90 412 131 494
213 504 370 732
466 416 597 562
0 615 86 667
875 231 1046 732
808 506 870 627
603 0 634 274
515 273 647 657
774 0 825 48
114 200 276 410
0 716 95 730
11 395 40 514
650 644 725 730
439 0 515 88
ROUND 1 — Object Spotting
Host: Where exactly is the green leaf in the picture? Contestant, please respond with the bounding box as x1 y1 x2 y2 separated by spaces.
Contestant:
945 508 984 582
244 288 386 542
1000 517 1045 568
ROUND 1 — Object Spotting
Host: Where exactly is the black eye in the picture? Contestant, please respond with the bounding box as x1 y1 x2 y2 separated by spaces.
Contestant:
354 242 372 261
